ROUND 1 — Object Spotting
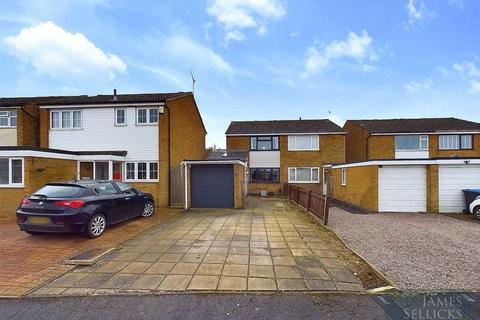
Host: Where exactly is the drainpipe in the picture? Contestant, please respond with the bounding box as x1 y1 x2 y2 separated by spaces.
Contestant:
184 163 188 210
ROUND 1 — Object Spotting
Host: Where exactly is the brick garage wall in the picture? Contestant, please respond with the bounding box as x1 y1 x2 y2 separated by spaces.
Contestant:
280 134 345 194
426 164 439 213
429 134 480 158
330 165 378 212
234 164 246 208
226 136 249 150
0 156 77 220
367 136 395 160
17 105 40 147
344 121 369 163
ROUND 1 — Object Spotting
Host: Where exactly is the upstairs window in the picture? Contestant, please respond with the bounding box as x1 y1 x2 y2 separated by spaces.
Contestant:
250 136 279 151
288 135 319 151
439 134 473 150
395 135 428 151
0 110 17 128
51 110 82 129
137 107 158 125
115 108 127 126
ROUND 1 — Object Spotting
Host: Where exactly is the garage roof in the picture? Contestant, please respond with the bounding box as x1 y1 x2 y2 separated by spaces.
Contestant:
348 118 480 134
225 119 345 135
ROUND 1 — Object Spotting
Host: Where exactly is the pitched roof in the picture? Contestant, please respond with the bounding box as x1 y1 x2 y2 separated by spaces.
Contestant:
207 150 248 161
225 119 344 135
0 92 190 107
348 118 480 134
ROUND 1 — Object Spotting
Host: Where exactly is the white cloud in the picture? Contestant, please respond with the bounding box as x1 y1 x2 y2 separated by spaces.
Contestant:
405 0 434 29
224 30 247 43
404 78 433 94
289 31 299 37
133 63 186 88
164 35 232 74
302 30 376 77
4 21 126 79
470 80 480 93
327 113 345 127
447 0 464 9
453 61 480 78
207 0 286 44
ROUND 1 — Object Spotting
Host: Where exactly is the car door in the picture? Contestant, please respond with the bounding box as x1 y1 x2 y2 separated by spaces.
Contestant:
93 182 127 223
115 182 144 218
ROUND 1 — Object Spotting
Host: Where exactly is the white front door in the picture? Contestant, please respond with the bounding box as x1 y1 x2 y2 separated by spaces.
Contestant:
439 165 480 213
378 166 427 212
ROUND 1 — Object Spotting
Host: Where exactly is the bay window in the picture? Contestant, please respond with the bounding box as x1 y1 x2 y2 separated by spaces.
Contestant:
250 136 279 151
51 110 82 129
395 135 428 151
439 134 473 150
0 158 23 186
288 135 319 151
250 168 279 183
288 167 320 183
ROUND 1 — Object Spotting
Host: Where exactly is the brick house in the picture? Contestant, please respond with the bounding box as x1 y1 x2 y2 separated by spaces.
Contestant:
225 119 345 195
0 91 206 218
328 117 480 214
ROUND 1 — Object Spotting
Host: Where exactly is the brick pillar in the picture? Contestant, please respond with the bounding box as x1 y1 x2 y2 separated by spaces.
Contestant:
39 109 49 148
426 164 439 213
158 106 170 207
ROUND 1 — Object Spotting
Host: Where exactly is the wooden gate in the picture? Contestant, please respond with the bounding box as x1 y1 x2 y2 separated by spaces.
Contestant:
170 166 184 207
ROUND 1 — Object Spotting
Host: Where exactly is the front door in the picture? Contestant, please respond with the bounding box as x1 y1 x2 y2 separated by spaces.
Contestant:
94 162 109 180
322 168 328 195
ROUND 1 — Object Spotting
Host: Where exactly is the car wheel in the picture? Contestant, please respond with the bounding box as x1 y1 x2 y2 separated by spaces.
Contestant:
474 206 480 220
25 231 43 236
141 201 155 218
85 214 107 238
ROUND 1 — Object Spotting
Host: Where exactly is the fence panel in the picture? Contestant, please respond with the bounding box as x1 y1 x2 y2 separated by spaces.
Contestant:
284 184 329 225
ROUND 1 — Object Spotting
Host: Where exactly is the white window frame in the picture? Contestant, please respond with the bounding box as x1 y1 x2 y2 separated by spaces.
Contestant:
124 161 159 182
288 167 320 183
0 110 17 128
288 135 319 151
115 108 127 126
0 158 24 187
439 134 473 150
341 168 347 186
50 109 82 130
136 107 158 125
394 135 429 151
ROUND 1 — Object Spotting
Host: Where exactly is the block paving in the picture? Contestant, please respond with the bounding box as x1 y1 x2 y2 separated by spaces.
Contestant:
32 197 364 295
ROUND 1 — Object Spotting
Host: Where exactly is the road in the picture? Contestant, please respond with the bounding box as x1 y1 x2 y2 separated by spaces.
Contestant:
1 292 479 320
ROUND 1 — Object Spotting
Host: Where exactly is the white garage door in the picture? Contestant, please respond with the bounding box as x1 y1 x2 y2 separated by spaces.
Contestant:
439 165 480 213
378 166 427 212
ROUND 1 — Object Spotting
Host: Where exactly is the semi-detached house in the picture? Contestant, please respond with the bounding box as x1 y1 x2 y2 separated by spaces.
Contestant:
0 91 206 218
328 118 480 214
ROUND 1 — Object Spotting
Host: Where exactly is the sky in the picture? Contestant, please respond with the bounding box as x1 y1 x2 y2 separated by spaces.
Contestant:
0 0 479 148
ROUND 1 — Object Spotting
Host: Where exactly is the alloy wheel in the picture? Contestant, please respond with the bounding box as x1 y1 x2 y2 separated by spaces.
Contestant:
474 206 480 220
142 202 154 217
91 215 106 236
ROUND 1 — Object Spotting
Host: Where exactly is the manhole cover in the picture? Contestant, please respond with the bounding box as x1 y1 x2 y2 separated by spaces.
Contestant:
65 247 115 266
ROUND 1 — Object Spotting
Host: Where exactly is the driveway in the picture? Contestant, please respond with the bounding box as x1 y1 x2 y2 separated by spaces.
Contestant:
0 209 177 297
328 207 480 291
32 197 363 295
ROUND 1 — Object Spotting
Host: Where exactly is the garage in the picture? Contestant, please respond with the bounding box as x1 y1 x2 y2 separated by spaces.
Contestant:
190 164 234 208
439 165 480 213
378 166 427 212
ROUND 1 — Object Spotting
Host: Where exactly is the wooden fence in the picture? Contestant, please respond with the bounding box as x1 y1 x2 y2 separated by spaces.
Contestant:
284 184 330 225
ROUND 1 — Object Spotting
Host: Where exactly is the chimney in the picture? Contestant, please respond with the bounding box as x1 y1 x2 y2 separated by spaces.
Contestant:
299 117 302 120
113 89 118 101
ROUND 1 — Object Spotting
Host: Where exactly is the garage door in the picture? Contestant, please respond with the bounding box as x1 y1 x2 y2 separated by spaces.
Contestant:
190 164 234 208
378 166 427 212
439 165 480 213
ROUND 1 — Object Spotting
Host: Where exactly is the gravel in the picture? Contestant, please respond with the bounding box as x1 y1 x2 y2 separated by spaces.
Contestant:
328 207 480 291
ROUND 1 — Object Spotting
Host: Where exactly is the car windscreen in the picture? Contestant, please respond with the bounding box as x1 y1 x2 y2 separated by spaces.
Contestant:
33 185 86 198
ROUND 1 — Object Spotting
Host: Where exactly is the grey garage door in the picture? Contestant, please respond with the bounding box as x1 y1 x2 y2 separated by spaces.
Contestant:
190 164 234 208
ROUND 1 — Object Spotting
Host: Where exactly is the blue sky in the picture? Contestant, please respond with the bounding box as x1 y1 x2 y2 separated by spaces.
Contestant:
1 0 479 147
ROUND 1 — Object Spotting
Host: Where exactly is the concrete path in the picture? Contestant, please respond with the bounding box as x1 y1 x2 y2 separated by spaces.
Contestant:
31 197 363 295
2 292 480 320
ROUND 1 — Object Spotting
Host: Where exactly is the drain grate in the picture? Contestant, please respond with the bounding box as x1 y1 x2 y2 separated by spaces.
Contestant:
64 247 115 266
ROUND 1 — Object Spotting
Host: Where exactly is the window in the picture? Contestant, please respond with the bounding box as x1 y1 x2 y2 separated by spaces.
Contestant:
0 110 17 128
33 185 85 198
395 135 428 151
125 161 159 181
288 135 319 151
117 182 136 194
137 108 158 125
149 162 158 180
94 183 118 195
250 136 279 151
250 168 279 183
341 169 347 186
115 108 127 126
50 110 82 129
0 158 23 186
439 134 473 150
288 167 320 183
